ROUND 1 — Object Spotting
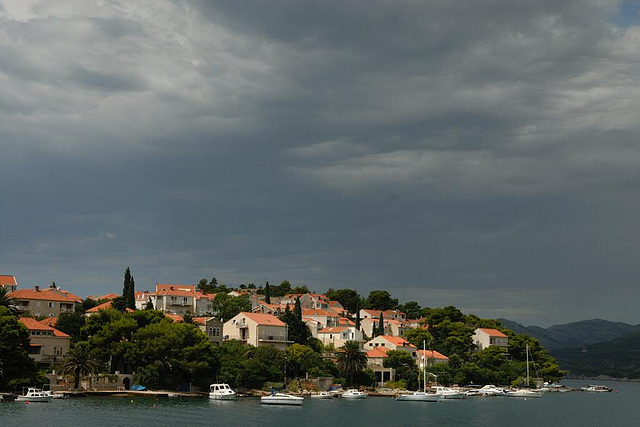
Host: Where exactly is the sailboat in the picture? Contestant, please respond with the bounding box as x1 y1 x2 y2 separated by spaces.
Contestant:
261 350 304 405
506 343 543 398
396 341 440 402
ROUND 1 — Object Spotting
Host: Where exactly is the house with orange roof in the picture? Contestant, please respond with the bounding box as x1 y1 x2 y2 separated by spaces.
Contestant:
359 308 407 322
150 284 216 316
473 328 509 351
86 292 120 301
19 317 70 365
281 293 331 310
10 284 81 317
223 312 289 349
0 274 18 292
85 301 134 316
317 326 364 349
134 291 152 310
301 308 340 328
360 317 391 337
252 301 285 316
417 349 449 368
366 347 396 386
365 335 417 359
302 316 322 337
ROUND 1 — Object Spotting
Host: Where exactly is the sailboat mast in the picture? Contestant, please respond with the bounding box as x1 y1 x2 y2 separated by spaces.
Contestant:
526 343 530 387
423 340 426 392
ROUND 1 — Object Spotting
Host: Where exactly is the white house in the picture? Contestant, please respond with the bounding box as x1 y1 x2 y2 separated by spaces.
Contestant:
417 349 449 368
150 284 215 315
364 335 417 358
473 328 509 351
317 326 364 348
223 312 289 349
0 274 18 292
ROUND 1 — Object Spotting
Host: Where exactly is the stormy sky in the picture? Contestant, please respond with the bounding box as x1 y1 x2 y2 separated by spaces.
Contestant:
2 0 640 326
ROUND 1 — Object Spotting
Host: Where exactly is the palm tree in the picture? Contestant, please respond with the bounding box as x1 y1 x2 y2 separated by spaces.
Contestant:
0 287 18 315
59 343 100 390
336 341 368 386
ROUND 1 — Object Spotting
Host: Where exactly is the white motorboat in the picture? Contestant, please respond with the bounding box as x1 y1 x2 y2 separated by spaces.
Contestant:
260 392 304 406
209 383 237 400
477 385 506 396
15 388 52 402
310 392 333 399
432 386 464 399
506 389 543 398
581 384 612 392
43 390 68 399
342 389 368 399
396 391 440 402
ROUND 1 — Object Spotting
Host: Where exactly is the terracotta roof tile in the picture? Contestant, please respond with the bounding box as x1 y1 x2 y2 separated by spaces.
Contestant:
0 275 17 286
240 312 286 326
318 326 349 334
367 347 389 358
417 349 449 360
19 317 70 338
10 288 81 303
477 328 508 338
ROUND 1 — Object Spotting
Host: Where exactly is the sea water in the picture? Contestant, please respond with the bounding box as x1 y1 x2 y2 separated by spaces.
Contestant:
1 380 637 426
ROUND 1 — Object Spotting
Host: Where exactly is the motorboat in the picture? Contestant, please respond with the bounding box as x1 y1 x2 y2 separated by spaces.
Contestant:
310 392 333 399
43 390 68 399
15 388 52 402
581 384 612 392
432 386 464 399
506 389 543 398
477 384 506 396
342 389 368 399
260 392 304 406
209 383 237 400
396 391 440 402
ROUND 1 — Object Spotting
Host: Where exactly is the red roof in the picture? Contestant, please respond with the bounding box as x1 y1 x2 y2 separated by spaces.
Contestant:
417 349 449 360
19 317 70 338
477 328 508 338
302 308 338 317
10 288 81 303
39 317 58 327
86 301 134 313
367 347 389 358
165 313 183 322
378 335 416 348
318 326 348 334
240 312 286 326
0 275 17 286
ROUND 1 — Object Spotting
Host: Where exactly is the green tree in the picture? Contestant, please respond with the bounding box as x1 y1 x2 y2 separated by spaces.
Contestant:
355 300 361 331
0 307 41 391
144 299 154 310
122 267 135 310
336 341 368 386
0 287 18 315
55 311 86 343
280 298 311 345
404 328 434 349
210 293 251 322
265 281 271 304
365 290 398 311
290 285 310 294
398 301 421 319
58 342 100 389
325 288 361 314
377 312 385 336
127 321 219 390
383 350 419 389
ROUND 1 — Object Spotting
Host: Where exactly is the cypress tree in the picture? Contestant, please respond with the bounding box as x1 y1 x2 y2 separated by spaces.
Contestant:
372 321 378 337
265 281 271 304
378 312 384 335
123 267 136 310
355 300 361 331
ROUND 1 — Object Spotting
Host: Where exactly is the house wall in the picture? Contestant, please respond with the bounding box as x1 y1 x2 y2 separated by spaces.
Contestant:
28 333 70 364
15 299 75 317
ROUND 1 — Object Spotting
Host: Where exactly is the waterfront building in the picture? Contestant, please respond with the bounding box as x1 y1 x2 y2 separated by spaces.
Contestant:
473 328 509 351
417 349 449 368
10 284 82 317
366 347 396 386
223 312 289 349
19 317 70 365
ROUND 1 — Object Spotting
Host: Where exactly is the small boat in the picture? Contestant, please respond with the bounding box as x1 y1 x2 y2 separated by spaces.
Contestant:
15 388 52 403
506 389 543 398
477 384 506 396
396 391 440 402
260 392 304 406
209 383 237 400
432 386 464 399
310 392 333 399
342 389 368 399
581 384 612 392
43 391 68 399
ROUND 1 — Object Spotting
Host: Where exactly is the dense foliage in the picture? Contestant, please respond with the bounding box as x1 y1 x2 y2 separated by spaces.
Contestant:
0 306 43 391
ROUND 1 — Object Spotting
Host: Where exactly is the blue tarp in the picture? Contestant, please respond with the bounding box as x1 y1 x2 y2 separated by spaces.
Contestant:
129 385 146 391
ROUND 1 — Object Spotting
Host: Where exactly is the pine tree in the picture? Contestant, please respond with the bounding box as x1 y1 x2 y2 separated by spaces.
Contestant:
265 281 271 304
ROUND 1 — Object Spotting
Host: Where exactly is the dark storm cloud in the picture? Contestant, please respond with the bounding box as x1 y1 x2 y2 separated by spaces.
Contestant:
1 0 639 325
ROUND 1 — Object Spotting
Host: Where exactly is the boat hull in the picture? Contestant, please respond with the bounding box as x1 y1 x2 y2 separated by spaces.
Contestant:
209 393 237 400
396 393 440 402
16 396 51 402
260 397 303 406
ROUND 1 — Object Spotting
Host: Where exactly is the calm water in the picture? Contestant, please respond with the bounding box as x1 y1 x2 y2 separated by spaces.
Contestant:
1 380 638 427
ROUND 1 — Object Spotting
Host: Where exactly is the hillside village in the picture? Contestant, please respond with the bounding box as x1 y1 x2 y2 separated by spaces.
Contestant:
0 273 564 392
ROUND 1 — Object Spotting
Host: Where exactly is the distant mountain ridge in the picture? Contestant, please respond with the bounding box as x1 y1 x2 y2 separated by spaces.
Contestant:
498 318 640 351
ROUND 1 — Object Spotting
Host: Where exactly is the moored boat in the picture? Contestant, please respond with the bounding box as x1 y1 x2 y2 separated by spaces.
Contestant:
15 388 52 403
342 389 368 399
209 383 237 400
505 389 543 398
310 392 333 399
581 384 612 392
396 391 440 402
260 392 304 405
432 386 464 399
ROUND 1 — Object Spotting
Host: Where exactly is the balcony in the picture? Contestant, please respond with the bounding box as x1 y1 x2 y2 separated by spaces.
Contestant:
235 321 247 328
258 334 288 343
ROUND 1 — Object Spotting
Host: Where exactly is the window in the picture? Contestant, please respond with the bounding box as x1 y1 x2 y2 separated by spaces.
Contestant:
48 302 55 308
208 327 221 337
35 301 41 307
183 297 188 305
